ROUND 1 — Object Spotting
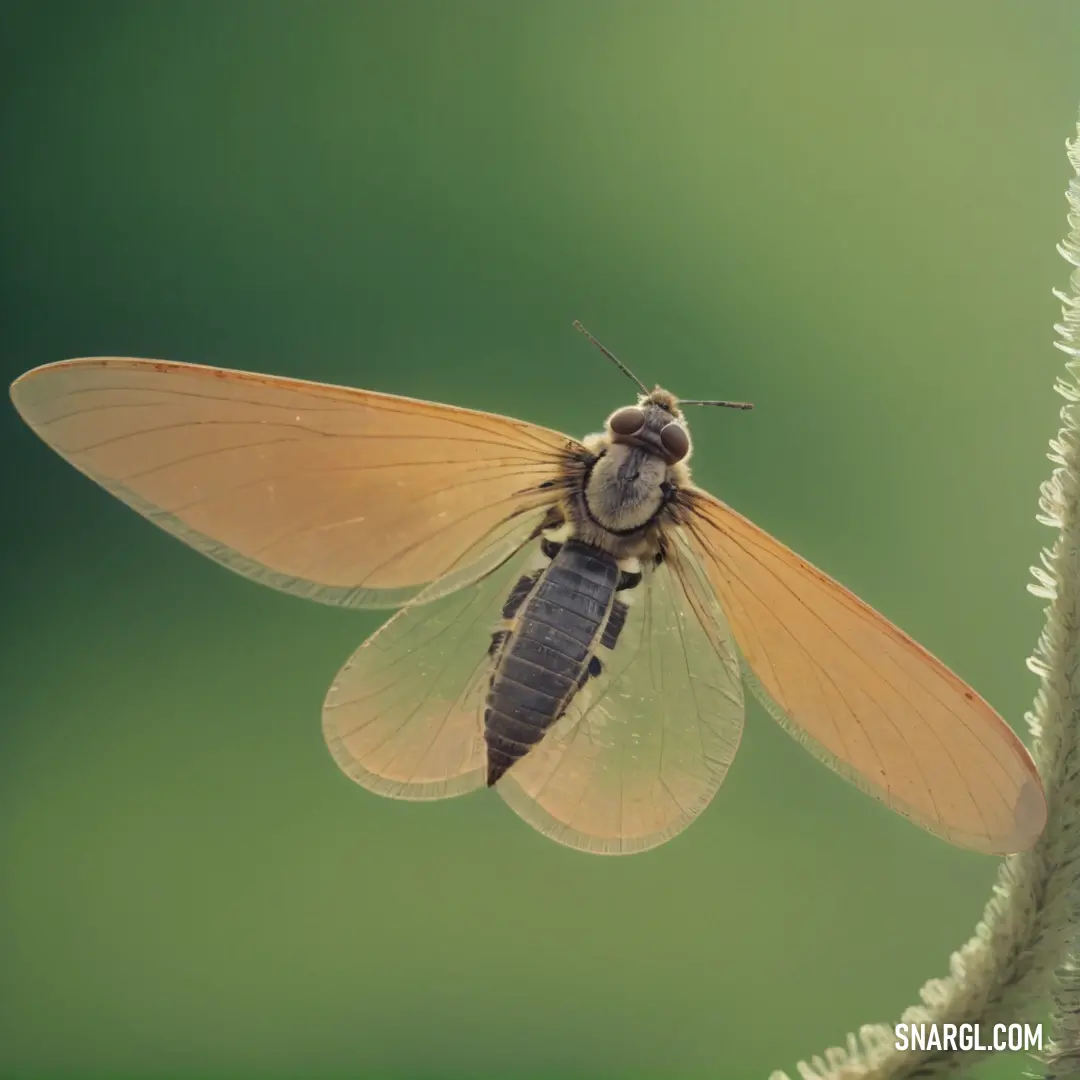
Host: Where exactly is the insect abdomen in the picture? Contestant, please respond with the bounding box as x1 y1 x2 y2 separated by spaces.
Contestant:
484 540 621 786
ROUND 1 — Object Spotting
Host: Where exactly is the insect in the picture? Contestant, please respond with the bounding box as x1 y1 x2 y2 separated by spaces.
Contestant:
9 323 1046 856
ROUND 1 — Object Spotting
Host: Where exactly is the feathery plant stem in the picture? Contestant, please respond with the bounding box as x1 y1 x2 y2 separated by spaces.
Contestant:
1040 120 1080 1080
769 116 1080 1080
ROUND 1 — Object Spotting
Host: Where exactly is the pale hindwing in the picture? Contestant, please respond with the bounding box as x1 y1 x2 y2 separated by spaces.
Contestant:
9 358 576 609
498 536 745 854
681 488 1047 855
322 533 547 799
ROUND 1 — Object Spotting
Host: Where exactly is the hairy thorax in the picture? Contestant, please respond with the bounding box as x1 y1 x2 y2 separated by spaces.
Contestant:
554 439 690 561
585 444 667 532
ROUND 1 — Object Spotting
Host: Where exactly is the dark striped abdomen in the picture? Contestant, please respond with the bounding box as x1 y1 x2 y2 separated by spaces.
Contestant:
484 540 621 786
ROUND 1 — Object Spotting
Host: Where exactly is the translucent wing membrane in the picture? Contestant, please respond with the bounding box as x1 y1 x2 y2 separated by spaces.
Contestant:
498 538 745 854
323 535 546 799
681 489 1046 854
18 356 1034 857
10 358 575 608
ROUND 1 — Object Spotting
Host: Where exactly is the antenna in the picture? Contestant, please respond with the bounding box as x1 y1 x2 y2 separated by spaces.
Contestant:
681 398 754 411
573 320 754 410
573 320 648 394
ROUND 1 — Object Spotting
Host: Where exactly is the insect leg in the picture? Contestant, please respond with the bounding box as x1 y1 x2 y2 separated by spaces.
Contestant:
501 571 542 619
600 599 630 650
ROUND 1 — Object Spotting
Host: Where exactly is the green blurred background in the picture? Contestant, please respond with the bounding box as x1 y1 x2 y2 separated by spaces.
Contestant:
2 2 1078 1077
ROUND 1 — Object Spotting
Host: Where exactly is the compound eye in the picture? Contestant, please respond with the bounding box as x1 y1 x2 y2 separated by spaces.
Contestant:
609 406 646 436
660 422 690 462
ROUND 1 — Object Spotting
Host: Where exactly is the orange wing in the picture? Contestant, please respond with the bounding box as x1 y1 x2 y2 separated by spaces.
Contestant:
680 489 1046 854
10 358 576 608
